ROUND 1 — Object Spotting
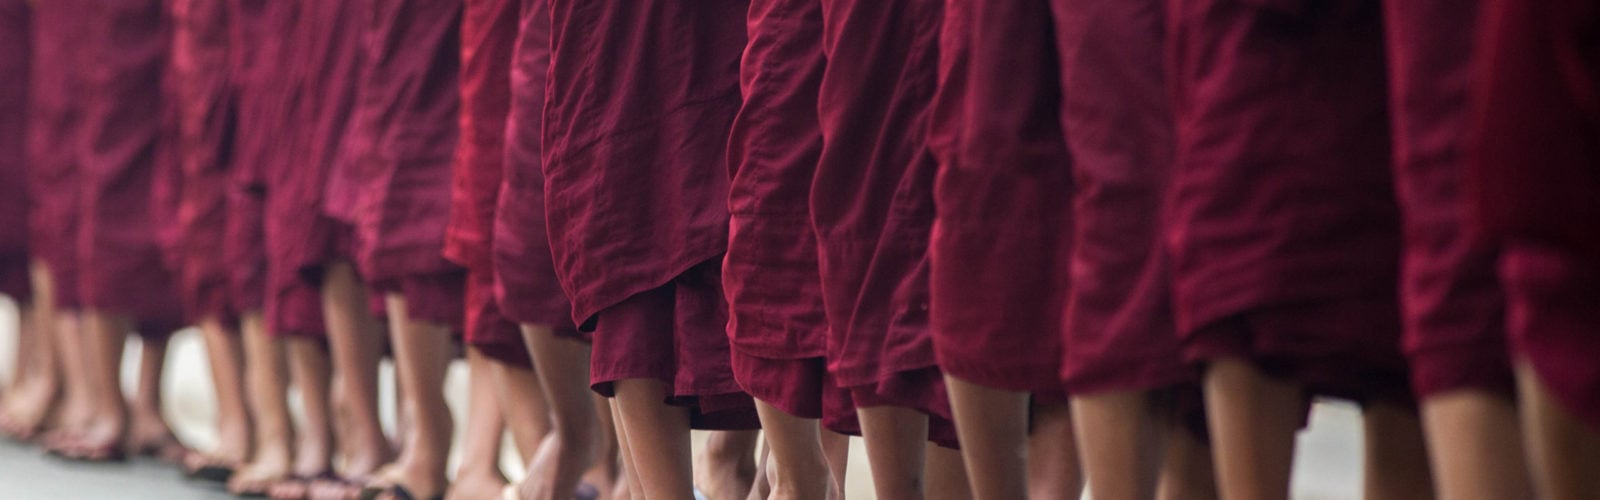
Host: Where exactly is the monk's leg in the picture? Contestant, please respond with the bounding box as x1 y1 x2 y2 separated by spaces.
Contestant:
612 378 694 500
321 262 390 479
228 311 294 495
1201 359 1301 500
695 430 759 500
0 261 61 439
754 401 834 500
370 293 454 498
1029 403 1083 499
1072 391 1161 500
450 348 510 500
857 405 929 500
1517 361 1600 500
946 375 1031 500
514 323 603 500
1419 390 1531 500
184 315 251 476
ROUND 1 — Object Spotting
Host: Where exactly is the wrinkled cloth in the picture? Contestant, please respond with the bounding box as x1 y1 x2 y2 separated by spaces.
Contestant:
813 0 951 422
27 0 87 308
0 0 29 302
491 0 576 337
1166 0 1410 401
1471 0 1600 428
77 0 185 336
1382 0 1513 398
725 0 850 421
448 0 524 359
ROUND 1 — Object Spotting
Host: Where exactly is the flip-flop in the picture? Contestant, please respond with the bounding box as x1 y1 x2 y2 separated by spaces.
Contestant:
264 470 338 500
128 434 189 465
184 453 240 483
45 439 128 463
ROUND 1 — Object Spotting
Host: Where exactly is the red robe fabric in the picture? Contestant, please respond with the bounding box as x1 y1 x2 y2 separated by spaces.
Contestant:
543 0 754 426
1166 0 1409 401
813 0 955 440
491 0 578 337
929 0 1072 398
344 0 465 328
0 0 29 302
77 0 185 336
27 0 86 309
725 0 857 429
225 0 287 316
1382 0 1513 399
446 0 528 366
1471 0 1600 428
164 0 239 323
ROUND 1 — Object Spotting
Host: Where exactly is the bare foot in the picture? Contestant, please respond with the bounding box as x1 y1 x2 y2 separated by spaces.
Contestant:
446 471 507 500
364 458 449 500
230 457 293 497
126 404 187 464
0 374 59 440
693 434 758 500
49 414 125 462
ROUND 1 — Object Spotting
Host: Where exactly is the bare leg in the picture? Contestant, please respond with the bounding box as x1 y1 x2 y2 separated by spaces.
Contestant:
612 378 694 500
41 311 90 447
286 338 334 476
945 376 1029 500
927 444 973 500
228 311 295 496
1156 418 1217 500
185 315 252 475
1362 402 1435 500
695 430 759 500
321 262 390 480
610 397 643 500
1202 359 1301 500
51 311 130 460
1516 362 1600 500
368 293 453 499
753 401 834 500
857 405 929 500
513 322 604 500
1419 390 1531 500
492 354 550 462
820 429 849 500
126 333 187 463
0 261 60 439
1071 391 1161 500
1028 402 1083 500
450 348 509 500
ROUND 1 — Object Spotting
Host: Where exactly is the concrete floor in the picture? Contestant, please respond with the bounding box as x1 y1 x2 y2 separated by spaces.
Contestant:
0 297 1364 499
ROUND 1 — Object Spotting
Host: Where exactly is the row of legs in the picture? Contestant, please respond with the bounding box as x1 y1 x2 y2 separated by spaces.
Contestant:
6 264 1598 500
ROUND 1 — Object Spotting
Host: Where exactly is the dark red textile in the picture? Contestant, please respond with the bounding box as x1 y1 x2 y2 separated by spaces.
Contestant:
1471 0 1600 428
1166 0 1409 399
345 0 463 288
848 371 960 449
1500 245 1600 428
27 0 86 308
1051 0 1185 395
225 0 289 314
812 0 948 418
76 0 185 335
724 0 834 415
928 0 1072 396
0 0 29 303
1382 0 1513 398
164 0 239 322
444 0 515 273
542 0 747 327
731 353 860 435
588 261 757 430
466 269 531 367
491 0 575 334
373 270 467 330
447 0 524 354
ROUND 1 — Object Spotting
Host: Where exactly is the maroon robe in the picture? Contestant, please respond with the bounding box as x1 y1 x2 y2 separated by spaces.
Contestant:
446 0 528 366
344 0 465 328
225 0 284 316
164 0 239 323
813 0 956 445
0 0 29 302
1382 0 1513 399
491 0 579 339
1166 0 1409 401
543 0 755 428
27 0 86 309
725 0 857 431
1471 0 1600 428
77 0 184 336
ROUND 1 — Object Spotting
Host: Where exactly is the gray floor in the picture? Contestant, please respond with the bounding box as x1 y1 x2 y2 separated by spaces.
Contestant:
0 298 1365 499
0 439 234 500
